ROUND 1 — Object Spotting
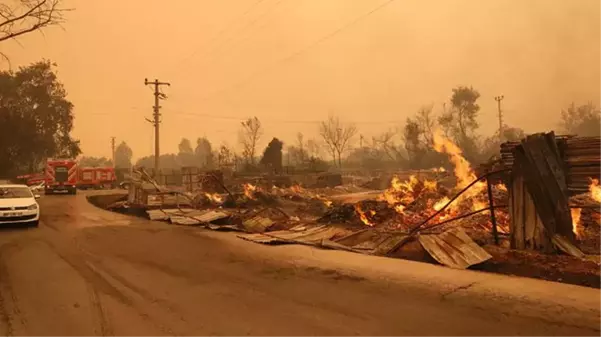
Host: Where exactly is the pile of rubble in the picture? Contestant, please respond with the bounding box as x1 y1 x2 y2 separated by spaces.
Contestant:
115 135 517 269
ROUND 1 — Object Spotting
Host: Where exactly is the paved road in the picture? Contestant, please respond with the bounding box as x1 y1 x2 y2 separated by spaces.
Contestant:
0 193 597 336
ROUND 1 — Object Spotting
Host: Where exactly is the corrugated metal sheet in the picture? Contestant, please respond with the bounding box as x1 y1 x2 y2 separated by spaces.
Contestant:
169 210 230 226
243 217 274 233
146 208 197 221
418 228 492 269
238 225 348 246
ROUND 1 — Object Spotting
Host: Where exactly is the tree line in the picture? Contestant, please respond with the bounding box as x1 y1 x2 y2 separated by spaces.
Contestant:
106 85 600 173
1 0 599 176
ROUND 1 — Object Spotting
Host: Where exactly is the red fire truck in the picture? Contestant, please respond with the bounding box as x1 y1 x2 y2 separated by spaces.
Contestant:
45 158 78 194
16 173 46 186
77 167 116 189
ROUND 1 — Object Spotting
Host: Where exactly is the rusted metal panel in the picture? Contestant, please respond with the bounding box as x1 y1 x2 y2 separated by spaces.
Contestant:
242 217 274 233
170 209 230 226
238 233 282 244
418 228 492 269
238 225 347 246
147 208 197 221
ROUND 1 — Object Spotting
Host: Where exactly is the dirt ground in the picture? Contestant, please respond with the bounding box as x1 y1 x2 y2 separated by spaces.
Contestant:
0 193 596 335
90 191 601 289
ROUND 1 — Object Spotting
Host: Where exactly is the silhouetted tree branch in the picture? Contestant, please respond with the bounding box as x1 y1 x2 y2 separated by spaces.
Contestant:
0 0 68 44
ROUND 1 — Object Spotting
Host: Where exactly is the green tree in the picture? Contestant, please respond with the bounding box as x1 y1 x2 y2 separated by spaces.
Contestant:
0 60 80 176
260 138 283 172
194 137 213 168
114 141 132 169
560 102 600 137
438 86 481 161
402 118 426 168
177 138 195 167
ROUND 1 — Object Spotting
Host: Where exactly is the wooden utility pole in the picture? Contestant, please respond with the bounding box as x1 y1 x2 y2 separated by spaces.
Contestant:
359 134 364 148
144 78 170 177
494 95 504 142
111 136 116 167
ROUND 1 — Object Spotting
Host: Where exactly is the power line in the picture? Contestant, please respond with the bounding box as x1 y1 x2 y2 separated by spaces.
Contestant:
166 0 282 77
144 78 171 175
181 0 289 74
168 110 406 125
193 0 398 103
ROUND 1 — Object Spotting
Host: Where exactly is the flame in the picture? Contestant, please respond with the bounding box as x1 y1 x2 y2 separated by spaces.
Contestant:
394 204 406 214
433 197 450 211
243 183 257 199
205 193 223 204
423 179 438 191
323 200 333 207
355 204 376 227
496 183 508 192
571 208 582 239
589 178 601 203
379 175 420 206
432 131 486 208
290 184 304 194
472 200 488 212
433 167 446 172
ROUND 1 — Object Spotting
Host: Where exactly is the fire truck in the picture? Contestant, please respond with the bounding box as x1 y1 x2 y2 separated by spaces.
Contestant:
16 173 46 186
77 167 116 189
45 158 78 195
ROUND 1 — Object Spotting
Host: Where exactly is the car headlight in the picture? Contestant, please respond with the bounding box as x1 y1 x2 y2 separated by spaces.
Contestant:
27 204 38 210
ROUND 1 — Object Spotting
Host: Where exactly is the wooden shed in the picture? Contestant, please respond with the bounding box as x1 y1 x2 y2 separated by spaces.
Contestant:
507 132 593 256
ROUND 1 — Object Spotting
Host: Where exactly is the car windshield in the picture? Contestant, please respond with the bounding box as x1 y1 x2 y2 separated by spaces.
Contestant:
0 187 33 199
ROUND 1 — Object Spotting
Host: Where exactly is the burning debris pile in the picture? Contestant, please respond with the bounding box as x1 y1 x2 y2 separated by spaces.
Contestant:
569 178 601 254
319 132 510 243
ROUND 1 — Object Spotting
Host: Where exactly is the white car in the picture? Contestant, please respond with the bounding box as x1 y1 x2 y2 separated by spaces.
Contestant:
29 181 45 193
0 184 40 227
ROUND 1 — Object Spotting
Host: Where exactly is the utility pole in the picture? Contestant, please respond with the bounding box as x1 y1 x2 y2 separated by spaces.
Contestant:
360 134 364 148
144 78 170 177
111 137 116 167
494 95 504 142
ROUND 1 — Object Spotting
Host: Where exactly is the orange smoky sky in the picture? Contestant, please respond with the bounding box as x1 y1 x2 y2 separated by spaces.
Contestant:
3 0 599 160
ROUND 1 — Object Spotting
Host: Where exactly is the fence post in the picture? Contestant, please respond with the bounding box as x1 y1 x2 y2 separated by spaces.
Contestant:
486 177 499 245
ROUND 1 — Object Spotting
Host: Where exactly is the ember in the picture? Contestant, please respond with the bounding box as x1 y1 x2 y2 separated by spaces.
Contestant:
571 207 582 239
243 183 258 199
589 178 601 203
205 193 223 205
354 204 376 227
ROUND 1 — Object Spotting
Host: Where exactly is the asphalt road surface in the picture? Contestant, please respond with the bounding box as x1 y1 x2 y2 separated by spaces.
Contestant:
0 193 598 336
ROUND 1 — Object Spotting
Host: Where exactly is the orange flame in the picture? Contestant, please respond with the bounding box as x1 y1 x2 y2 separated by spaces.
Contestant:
571 208 582 239
394 204 406 214
472 200 488 212
433 197 450 211
243 183 257 199
423 179 438 191
379 175 420 206
496 183 508 192
355 204 376 227
432 131 486 209
205 193 223 204
290 184 304 194
589 178 601 203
